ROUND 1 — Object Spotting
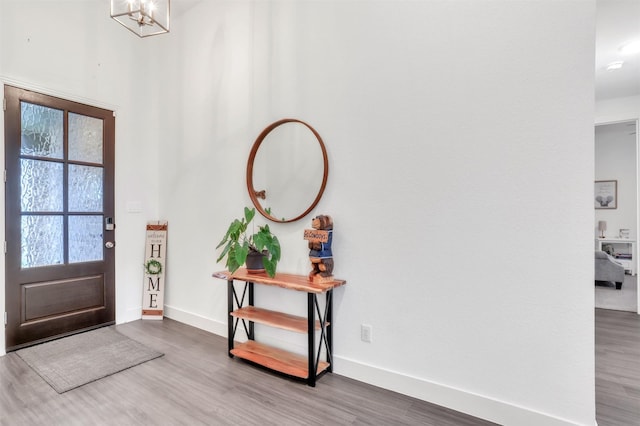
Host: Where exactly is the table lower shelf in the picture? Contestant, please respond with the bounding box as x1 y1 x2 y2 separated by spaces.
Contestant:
230 340 329 379
231 306 325 333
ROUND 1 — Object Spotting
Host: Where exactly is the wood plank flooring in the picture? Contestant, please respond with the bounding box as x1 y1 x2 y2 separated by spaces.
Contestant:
596 308 640 426
0 318 495 425
0 309 637 425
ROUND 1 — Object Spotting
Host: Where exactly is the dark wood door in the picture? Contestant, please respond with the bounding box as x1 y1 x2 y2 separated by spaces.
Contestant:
4 85 115 351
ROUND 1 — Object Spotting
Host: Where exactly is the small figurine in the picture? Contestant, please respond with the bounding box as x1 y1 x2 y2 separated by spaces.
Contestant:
304 215 334 283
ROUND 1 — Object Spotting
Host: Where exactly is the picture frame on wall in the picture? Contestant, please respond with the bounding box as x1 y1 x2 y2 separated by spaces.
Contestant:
595 180 617 209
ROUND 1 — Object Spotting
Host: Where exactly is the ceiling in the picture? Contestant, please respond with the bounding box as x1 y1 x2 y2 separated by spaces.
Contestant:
596 0 640 101
168 0 637 102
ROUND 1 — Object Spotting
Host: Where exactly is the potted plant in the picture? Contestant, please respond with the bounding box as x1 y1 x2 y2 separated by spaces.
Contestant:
216 207 281 277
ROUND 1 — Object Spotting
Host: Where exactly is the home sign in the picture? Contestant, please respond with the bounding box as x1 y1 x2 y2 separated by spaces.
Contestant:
142 221 168 320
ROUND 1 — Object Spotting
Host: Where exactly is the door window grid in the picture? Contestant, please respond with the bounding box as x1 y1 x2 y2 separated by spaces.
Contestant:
19 101 105 268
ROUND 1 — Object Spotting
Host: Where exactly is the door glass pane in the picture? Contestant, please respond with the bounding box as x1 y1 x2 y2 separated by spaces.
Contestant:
69 113 103 164
69 164 103 212
69 215 103 263
21 215 64 268
20 102 64 159
20 159 63 212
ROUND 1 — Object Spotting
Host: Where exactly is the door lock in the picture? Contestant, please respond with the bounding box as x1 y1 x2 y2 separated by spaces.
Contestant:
105 241 115 249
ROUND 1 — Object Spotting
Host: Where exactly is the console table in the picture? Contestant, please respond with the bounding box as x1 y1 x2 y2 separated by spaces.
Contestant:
213 269 346 386
596 238 637 275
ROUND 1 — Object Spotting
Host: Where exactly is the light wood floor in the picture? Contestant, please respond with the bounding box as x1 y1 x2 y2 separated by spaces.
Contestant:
0 318 496 425
0 309 637 425
596 308 640 426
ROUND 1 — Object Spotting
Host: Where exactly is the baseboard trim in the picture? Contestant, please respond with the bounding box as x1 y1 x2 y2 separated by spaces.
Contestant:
334 356 589 426
163 305 227 336
117 307 143 325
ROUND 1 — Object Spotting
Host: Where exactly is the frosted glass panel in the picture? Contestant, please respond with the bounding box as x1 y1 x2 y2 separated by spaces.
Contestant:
69 215 103 263
20 102 63 159
21 159 63 212
21 215 64 268
69 113 103 164
69 165 103 212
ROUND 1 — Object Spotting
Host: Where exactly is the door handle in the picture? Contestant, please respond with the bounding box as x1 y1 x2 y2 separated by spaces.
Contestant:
105 241 115 249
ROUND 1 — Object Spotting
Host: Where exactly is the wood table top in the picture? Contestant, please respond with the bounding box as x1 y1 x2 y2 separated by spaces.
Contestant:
213 269 346 293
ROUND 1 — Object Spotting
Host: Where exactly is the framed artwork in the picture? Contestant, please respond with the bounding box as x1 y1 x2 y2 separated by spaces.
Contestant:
595 180 617 209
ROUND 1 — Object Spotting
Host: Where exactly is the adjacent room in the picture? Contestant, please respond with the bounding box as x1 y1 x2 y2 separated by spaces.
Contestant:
1 1 638 425
594 121 638 312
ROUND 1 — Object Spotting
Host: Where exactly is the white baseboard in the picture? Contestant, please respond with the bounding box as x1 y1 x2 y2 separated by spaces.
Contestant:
334 356 589 426
118 307 143 325
163 304 227 336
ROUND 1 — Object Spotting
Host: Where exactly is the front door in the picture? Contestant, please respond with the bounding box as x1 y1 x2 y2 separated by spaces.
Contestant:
4 85 115 351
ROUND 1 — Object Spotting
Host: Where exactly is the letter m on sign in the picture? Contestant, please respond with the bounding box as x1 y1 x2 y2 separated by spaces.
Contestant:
147 277 161 292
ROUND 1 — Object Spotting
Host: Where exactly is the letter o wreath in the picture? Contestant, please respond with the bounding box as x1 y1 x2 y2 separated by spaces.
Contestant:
145 259 163 275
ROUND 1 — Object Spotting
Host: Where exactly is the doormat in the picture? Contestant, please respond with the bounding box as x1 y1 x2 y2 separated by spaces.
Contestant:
16 326 163 393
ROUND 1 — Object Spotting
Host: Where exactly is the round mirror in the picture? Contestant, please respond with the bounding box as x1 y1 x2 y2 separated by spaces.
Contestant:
247 119 329 223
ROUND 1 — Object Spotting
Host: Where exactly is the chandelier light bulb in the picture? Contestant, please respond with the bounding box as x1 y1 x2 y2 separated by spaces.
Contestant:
111 0 169 37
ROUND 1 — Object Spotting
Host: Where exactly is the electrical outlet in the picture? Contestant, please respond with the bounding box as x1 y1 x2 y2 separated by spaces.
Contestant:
361 324 372 343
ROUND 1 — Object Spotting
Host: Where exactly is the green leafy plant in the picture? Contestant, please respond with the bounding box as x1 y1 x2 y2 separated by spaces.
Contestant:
216 207 281 277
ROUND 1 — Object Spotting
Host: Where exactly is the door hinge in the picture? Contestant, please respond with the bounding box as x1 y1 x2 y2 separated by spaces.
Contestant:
3 169 6 183
4 312 6 326
4 241 6 254
2 98 6 111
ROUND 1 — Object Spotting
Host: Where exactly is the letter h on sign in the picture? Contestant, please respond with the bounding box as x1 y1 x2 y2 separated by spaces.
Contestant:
150 244 162 258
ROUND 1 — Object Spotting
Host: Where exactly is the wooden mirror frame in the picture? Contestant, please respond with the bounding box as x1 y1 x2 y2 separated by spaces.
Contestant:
247 118 329 223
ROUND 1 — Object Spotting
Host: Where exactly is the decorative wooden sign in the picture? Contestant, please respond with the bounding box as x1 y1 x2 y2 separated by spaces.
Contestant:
305 215 334 283
303 229 329 243
142 221 168 320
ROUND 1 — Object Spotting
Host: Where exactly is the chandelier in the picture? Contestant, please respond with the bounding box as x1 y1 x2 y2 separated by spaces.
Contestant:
111 0 170 38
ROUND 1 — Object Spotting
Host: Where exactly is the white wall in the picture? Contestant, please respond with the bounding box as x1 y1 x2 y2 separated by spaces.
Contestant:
157 1 596 425
596 94 640 124
595 123 637 240
0 1 597 425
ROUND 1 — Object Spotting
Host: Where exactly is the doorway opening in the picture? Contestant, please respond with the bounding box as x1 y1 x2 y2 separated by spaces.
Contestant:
594 120 639 314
